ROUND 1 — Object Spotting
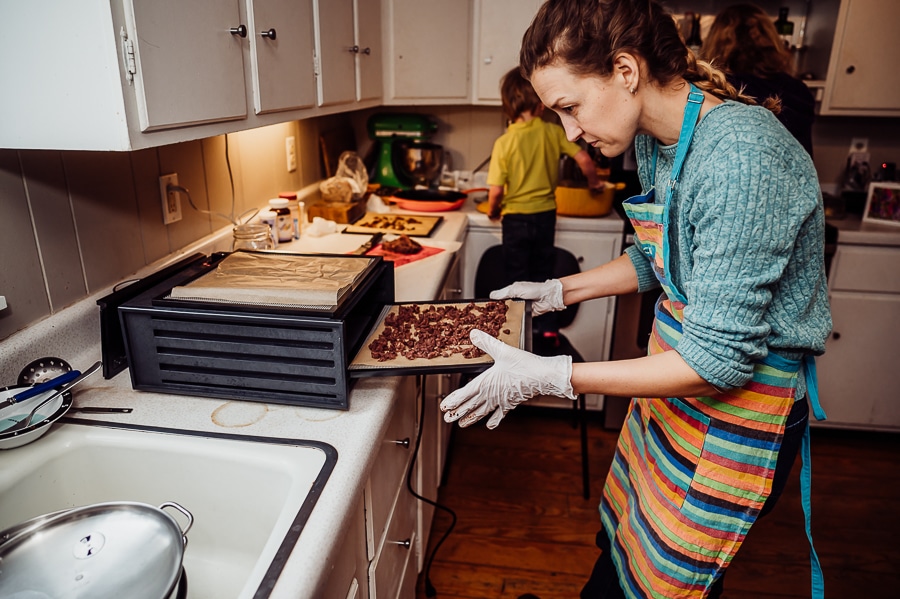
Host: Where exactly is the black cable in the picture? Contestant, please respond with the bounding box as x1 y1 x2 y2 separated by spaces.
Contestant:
405 374 457 598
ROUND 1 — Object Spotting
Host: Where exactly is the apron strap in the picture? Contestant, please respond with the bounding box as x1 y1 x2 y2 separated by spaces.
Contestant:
800 354 827 599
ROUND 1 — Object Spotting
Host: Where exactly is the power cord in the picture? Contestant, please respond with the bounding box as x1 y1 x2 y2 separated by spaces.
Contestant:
164 133 258 226
405 375 457 598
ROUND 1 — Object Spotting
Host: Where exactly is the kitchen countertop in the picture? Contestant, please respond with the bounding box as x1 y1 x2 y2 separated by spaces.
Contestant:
827 213 900 247
0 209 469 598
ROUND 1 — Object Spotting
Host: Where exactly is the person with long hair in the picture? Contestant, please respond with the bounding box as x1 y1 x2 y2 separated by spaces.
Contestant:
439 1 831 597
701 3 816 155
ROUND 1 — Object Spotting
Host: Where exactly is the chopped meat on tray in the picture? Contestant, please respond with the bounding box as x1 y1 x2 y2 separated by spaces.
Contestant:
368 301 510 362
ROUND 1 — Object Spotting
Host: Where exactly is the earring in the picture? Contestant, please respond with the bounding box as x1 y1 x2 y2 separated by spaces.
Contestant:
630 86 637 95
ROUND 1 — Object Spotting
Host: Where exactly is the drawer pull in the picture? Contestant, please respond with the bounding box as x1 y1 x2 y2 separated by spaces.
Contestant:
393 437 410 449
390 538 412 550
229 25 247 38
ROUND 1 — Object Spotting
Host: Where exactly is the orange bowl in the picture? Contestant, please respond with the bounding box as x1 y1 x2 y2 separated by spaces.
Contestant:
555 182 624 217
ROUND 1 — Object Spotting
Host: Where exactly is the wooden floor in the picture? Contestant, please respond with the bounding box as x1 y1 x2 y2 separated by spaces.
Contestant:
417 405 900 599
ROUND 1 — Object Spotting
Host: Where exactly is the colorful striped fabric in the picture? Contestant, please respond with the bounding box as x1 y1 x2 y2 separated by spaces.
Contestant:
599 295 797 598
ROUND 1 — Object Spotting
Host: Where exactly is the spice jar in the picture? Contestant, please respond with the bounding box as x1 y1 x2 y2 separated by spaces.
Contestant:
268 198 294 243
232 223 274 251
279 191 302 239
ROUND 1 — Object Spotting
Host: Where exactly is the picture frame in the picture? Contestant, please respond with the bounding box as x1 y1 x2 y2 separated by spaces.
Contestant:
862 182 900 227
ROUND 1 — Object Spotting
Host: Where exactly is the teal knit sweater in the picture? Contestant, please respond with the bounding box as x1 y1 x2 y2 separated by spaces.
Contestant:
625 100 832 391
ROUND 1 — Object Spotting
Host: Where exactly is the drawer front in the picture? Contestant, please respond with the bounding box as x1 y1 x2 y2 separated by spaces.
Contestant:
830 245 900 293
369 484 417 599
365 376 417 558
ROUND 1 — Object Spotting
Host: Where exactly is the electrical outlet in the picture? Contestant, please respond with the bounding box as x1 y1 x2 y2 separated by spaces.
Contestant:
285 136 297 172
159 173 182 225
849 137 869 154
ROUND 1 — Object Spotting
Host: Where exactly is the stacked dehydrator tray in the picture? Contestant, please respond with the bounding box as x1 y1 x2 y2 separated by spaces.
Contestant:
98 250 525 411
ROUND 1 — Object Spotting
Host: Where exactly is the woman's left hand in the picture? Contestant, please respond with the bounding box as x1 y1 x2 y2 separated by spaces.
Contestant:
440 329 575 429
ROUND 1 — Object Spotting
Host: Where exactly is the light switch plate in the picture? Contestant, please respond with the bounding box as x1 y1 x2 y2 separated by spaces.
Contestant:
159 173 182 225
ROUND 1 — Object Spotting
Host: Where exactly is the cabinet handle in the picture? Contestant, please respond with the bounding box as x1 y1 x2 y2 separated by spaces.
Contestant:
390 538 412 550
362 47 371 55
394 437 410 448
832 331 841 340
260 28 276 40
845 65 855 74
349 45 360 53
229 25 247 38
484 56 493 64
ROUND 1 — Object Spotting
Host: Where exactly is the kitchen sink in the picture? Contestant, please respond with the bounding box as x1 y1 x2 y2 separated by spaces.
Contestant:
0 420 336 598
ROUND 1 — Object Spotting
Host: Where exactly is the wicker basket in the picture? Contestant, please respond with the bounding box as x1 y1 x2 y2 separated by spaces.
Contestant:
555 182 624 217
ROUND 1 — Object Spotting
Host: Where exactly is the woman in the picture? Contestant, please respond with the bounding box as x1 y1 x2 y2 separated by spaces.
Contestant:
439 1 831 598
701 3 816 156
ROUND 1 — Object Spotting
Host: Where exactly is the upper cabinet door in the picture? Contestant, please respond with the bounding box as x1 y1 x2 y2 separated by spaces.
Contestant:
821 0 900 116
355 0 384 102
473 0 543 103
315 0 358 107
126 0 248 131
383 0 471 104
247 0 317 114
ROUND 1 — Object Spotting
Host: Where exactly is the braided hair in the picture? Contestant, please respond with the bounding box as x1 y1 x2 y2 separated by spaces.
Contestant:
519 0 772 110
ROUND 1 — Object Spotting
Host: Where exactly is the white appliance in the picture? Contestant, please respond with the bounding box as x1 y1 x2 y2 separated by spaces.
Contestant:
462 207 625 409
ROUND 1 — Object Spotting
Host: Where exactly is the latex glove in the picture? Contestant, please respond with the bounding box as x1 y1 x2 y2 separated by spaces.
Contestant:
440 329 575 429
490 279 564 317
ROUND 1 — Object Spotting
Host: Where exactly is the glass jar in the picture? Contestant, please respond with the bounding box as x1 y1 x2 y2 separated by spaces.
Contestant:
232 223 274 251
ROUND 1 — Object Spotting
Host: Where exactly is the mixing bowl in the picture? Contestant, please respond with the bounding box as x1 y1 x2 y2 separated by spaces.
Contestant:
396 141 443 187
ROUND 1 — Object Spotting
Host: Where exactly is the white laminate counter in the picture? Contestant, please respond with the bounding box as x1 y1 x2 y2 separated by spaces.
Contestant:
828 213 900 247
0 210 469 598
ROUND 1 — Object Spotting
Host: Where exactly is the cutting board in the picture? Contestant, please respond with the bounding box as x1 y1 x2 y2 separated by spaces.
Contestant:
344 212 442 237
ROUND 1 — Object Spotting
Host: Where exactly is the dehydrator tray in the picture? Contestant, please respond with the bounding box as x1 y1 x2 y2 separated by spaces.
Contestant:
348 299 526 378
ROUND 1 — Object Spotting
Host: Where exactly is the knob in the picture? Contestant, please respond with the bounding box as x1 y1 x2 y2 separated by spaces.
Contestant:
229 25 247 38
362 47 371 55
349 45 360 53
832 332 841 340
484 56 493 64
260 28 276 40
390 539 412 549
394 437 410 448
845 65 855 74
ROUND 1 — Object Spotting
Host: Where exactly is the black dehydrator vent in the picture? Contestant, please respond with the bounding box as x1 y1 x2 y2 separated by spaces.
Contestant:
117 252 394 410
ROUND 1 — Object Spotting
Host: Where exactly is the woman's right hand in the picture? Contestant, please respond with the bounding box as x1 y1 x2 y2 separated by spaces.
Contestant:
490 279 565 316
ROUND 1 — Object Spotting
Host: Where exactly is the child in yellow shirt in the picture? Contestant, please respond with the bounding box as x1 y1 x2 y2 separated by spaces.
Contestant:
487 67 600 339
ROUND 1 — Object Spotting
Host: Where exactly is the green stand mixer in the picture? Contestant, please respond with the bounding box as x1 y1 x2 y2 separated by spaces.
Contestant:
367 113 443 189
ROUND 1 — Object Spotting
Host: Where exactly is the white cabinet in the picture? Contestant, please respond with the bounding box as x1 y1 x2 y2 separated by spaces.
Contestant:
816 243 900 431
314 0 384 107
124 0 248 131
471 0 543 104
364 376 419 598
820 0 900 116
314 0 357 106
382 0 472 104
321 494 368 599
0 0 375 151
246 0 317 115
356 0 385 102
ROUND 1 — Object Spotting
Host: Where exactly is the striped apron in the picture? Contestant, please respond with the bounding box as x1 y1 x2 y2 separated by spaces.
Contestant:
601 85 826 598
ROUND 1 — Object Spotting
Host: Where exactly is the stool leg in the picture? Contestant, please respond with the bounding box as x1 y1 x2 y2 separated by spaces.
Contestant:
579 394 590 499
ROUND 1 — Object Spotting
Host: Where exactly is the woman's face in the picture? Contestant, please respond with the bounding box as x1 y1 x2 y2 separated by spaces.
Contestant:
530 63 638 157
